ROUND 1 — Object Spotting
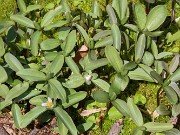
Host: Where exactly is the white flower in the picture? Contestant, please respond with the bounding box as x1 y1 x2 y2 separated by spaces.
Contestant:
42 97 54 108
85 75 92 84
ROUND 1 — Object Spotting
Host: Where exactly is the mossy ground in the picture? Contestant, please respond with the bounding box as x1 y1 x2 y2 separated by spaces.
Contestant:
0 0 178 134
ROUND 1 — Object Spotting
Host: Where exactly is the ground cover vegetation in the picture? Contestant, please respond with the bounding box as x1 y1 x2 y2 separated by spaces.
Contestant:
0 0 180 134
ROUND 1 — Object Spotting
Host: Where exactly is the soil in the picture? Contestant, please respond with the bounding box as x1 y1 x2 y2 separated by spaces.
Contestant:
0 112 58 135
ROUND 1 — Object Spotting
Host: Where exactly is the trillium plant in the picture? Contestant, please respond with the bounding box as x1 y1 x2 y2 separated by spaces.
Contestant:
0 0 179 134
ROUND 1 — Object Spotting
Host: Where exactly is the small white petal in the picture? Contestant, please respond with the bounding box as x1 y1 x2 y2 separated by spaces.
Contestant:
41 103 47 107
47 97 52 103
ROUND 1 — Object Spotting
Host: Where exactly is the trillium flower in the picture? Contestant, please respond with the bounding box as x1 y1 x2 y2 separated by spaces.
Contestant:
42 97 54 108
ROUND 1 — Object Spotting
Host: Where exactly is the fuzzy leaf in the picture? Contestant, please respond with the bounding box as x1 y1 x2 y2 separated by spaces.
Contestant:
5 82 29 101
163 86 178 105
41 6 63 27
135 34 146 63
10 15 35 28
106 4 117 24
127 98 143 126
92 79 110 92
145 5 167 31
0 37 5 57
105 45 123 73
65 57 80 74
134 3 146 30
4 53 24 72
0 65 8 83
54 107 78 135
30 31 41 56
63 91 87 108
143 122 173 132
17 69 46 82
64 30 77 56
20 106 47 128
11 104 23 128
0 84 9 98
63 74 85 88
48 79 66 101
94 36 113 48
92 91 110 103
17 0 27 13
169 68 180 82
111 24 121 51
40 39 60 50
111 99 130 117
49 54 64 76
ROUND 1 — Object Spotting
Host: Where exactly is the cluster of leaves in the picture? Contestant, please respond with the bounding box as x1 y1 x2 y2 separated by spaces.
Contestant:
0 0 179 134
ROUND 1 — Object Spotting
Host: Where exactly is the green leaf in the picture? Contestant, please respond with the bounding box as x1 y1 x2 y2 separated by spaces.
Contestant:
92 91 110 103
143 122 173 133
112 0 128 21
164 128 180 135
74 23 90 46
155 104 170 116
111 24 121 51
0 100 12 111
111 99 130 117
150 71 163 84
45 52 58 61
128 68 154 82
56 117 68 135
163 86 178 105
145 5 167 31
151 40 158 59
77 122 94 133
84 58 109 71
0 84 9 98
40 39 60 50
134 3 146 30
167 30 180 43
11 104 23 128
26 5 42 13
142 51 154 66
65 57 80 74
133 128 144 135
169 68 180 82
29 95 47 106
54 107 78 135
10 15 35 28
30 31 41 56
5 82 29 101
172 104 180 117
44 20 68 31
93 30 111 41
64 30 77 56
15 89 42 101
156 52 173 59
48 79 66 101
109 74 129 96
63 91 87 108
92 79 110 92
127 98 143 126
20 106 47 128
49 53 64 76
41 6 63 27
17 0 27 13
135 34 146 63
105 45 123 73
94 36 113 48
0 37 5 57
17 69 46 82
4 53 24 72
0 65 8 83
124 24 139 32
106 4 117 24
63 74 85 88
